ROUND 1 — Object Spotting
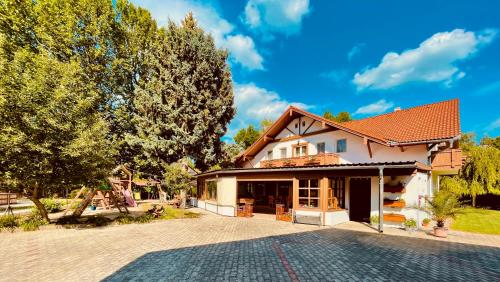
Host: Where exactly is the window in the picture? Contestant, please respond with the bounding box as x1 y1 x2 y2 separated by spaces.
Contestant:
298 179 320 208
336 139 347 153
280 148 287 159
267 150 273 160
293 143 307 157
206 181 217 201
316 142 325 154
327 178 345 209
294 123 298 128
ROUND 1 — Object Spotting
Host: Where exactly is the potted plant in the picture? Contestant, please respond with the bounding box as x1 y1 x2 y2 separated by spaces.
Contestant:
425 190 460 238
404 218 417 233
369 215 379 227
422 218 431 227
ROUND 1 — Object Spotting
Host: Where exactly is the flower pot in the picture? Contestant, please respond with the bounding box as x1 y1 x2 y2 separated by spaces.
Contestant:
433 226 448 238
422 222 429 227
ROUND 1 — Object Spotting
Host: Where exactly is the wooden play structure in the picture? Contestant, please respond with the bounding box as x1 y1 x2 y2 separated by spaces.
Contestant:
63 165 139 217
61 165 173 217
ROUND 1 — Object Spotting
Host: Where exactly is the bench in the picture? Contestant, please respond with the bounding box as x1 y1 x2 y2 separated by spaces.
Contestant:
293 211 322 226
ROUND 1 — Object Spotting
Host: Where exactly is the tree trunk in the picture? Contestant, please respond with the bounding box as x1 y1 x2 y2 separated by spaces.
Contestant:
29 186 49 222
472 195 476 207
72 188 96 217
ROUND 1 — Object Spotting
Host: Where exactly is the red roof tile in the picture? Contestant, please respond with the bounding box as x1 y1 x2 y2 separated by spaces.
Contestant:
342 99 460 143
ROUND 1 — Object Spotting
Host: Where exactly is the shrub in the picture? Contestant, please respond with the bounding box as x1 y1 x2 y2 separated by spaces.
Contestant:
422 218 431 225
135 213 154 223
404 218 417 229
0 215 19 232
20 212 48 231
115 214 135 225
40 198 62 213
369 215 379 225
426 190 461 227
86 215 112 227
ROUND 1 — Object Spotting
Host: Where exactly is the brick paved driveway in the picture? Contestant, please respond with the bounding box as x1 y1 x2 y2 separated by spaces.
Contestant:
1 210 499 281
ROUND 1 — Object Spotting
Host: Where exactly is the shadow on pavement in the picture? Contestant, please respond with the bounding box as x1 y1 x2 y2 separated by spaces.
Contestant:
104 228 500 281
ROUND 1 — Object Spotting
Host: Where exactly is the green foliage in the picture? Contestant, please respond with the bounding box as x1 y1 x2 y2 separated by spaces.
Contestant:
369 215 379 225
0 214 18 232
404 218 417 229
323 111 352 122
459 132 477 152
219 142 244 168
481 136 500 150
461 146 500 205
422 218 431 225
164 163 194 194
134 213 154 223
86 215 112 227
40 198 62 213
425 190 461 227
20 212 48 231
130 13 235 171
234 125 260 149
260 119 274 133
115 213 135 224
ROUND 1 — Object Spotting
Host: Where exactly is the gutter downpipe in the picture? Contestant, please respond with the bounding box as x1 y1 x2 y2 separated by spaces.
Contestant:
378 166 384 233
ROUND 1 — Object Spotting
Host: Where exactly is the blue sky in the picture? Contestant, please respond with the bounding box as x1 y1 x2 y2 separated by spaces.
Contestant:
132 0 500 142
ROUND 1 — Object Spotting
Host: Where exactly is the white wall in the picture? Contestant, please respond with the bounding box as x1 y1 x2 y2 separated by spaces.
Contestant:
324 210 350 226
198 177 237 217
246 126 428 168
369 173 430 227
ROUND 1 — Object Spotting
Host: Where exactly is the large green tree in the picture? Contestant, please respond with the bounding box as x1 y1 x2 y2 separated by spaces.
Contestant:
0 47 114 220
234 125 260 149
441 145 500 207
0 0 160 167
130 14 235 171
323 111 352 122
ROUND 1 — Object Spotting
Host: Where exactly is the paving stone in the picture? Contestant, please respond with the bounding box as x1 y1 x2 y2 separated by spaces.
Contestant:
0 209 498 281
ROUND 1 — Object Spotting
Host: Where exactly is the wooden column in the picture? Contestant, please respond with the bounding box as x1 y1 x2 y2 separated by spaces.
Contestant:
292 178 299 210
378 167 384 233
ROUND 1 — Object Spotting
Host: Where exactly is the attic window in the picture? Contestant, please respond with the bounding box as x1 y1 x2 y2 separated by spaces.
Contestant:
302 121 306 126
294 123 298 128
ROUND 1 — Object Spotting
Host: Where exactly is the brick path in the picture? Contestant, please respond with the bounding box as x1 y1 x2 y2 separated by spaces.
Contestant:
0 209 499 281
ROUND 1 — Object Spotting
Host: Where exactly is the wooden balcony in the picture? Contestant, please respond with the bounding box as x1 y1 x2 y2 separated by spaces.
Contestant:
431 149 464 171
260 153 340 168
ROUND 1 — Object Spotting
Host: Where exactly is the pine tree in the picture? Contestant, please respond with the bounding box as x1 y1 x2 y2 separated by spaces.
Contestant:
130 13 235 171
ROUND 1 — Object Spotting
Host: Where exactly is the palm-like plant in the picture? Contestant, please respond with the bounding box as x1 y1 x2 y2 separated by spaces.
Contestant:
425 190 461 227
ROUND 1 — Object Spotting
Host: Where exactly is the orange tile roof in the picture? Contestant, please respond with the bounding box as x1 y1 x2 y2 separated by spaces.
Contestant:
342 99 460 144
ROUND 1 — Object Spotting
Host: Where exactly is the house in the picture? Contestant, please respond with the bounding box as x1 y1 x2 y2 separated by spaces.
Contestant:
195 99 463 231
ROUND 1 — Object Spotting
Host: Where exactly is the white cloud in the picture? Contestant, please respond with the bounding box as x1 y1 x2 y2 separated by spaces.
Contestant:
354 99 394 115
226 83 312 138
486 118 500 131
223 35 264 70
132 0 264 70
242 0 311 38
348 43 365 61
353 29 498 90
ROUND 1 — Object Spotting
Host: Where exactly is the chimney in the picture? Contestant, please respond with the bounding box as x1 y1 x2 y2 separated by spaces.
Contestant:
394 107 401 112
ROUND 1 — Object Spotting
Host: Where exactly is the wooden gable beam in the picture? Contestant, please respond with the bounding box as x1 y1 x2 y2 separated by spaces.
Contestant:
364 137 373 158
399 146 405 152
302 120 315 135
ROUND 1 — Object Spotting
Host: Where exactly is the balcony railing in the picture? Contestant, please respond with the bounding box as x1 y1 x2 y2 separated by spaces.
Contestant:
260 153 340 168
431 149 464 170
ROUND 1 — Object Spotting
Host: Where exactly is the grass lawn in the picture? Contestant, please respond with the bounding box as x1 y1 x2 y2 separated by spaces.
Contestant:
451 207 500 235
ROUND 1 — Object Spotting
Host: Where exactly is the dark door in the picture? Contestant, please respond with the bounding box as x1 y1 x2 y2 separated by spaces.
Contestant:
349 178 371 222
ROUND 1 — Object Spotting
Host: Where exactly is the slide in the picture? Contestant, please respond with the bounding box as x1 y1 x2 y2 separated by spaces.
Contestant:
123 189 137 207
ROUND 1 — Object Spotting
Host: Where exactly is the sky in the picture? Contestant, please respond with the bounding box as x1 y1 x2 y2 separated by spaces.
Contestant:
131 0 500 142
